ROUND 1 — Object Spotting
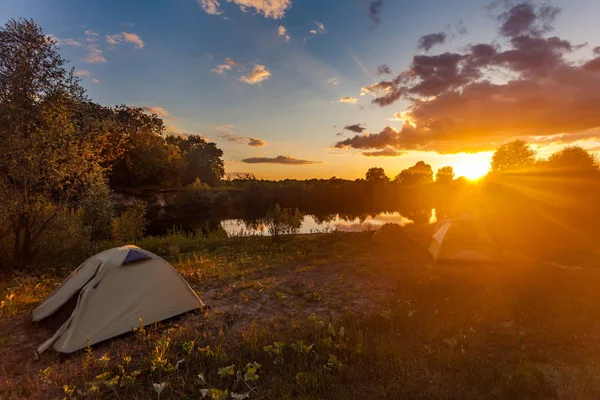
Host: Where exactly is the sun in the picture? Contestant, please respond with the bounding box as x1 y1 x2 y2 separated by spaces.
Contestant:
452 154 491 181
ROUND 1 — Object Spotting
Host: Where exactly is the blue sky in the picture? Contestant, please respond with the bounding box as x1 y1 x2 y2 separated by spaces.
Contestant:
2 0 600 179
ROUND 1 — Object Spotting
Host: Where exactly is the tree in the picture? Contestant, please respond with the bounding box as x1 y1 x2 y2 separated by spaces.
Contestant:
109 106 182 188
0 19 105 268
365 167 390 184
491 140 536 172
436 166 455 184
394 161 433 185
546 146 599 176
167 135 225 186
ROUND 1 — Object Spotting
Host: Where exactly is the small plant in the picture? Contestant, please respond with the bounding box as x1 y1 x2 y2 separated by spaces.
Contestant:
263 204 304 238
111 200 148 242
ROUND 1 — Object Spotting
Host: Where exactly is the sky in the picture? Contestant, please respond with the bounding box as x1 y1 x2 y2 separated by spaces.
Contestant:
2 0 600 180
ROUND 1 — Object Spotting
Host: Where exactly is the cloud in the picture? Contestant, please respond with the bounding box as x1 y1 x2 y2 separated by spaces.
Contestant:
201 0 291 19
369 0 383 29
240 64 271 84
377 65 391 75
498 3 560 38
198 0 223 15
327 77 340 85
309 22 325 35
278 25 290 41
47 34 82 47
122 32 144 49
339 96 358 104
230 0 291 19
212 58 243 74
344 124 366 133
105 32 144 49
361 80 395 97
241 155 321 165
85 48 106 63
362 148 406 157
92 78 101 84
75 70 91 77
83 30 107 64
417 32 447 51
215 126 267 147
339 2 600 154
141 106 171 118
248 137 267 147
593 46 600 56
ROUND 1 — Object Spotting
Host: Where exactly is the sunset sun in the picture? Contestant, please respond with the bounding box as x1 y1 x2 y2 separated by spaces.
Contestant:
453 156 491 180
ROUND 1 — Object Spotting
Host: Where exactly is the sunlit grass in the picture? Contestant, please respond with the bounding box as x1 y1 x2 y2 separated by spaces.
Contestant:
3 230 600 398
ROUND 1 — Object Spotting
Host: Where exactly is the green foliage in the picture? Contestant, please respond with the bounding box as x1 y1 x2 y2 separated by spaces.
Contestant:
80 177 113 241
167 135 225 187
111 200 148 242
264 204 304 237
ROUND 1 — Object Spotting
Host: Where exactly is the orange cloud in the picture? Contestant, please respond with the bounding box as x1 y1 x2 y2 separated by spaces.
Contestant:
339 96 358 104
240 65 271 84
344 2 600 154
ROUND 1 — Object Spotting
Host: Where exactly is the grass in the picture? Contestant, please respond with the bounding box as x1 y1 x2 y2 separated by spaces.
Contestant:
2 227 600 399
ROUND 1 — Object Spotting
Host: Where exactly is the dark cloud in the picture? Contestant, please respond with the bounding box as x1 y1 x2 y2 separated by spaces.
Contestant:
362 148 406 157
335 126 404 150
241 156 322 165
218 133 267 147
499 3 560 37
247 138 267 147
339 1 600 154
369 0 383 29
418 32 447 51
377 65 392 75
344 124 366 133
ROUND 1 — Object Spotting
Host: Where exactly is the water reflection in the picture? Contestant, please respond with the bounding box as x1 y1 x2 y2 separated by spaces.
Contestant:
222 210 437 237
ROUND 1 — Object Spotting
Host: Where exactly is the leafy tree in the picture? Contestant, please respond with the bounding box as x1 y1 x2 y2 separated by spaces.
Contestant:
436 166 455 184
167 135 225 186
491 140 536 172
546 146 599 176
365 167 390 184
0 19 105 268
109 106 182 187
394 161 433 185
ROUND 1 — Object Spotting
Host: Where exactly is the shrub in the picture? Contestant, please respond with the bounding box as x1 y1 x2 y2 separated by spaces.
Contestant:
264 204 304 238
80 177 113 241
31 208 93 273
111 200 148 242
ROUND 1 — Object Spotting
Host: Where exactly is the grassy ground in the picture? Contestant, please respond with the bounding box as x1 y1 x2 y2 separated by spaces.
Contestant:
2 227 600 399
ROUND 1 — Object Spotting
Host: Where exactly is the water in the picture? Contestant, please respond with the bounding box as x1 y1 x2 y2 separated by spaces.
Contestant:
221 210 437 237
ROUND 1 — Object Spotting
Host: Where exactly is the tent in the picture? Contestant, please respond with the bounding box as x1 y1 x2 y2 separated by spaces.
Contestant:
428 215 501 263
32 245 203 355
372 223 414 247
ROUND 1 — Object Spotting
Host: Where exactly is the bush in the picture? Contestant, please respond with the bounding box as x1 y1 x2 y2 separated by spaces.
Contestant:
111 200 148 242
264 204 304 238
31 208 93 273
80 177 113 240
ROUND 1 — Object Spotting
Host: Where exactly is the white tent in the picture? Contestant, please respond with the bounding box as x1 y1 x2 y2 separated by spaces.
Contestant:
32 245 203 355
428 215 501 262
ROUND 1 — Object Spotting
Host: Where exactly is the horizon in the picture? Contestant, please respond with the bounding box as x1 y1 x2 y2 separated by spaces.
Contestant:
3 0 600 180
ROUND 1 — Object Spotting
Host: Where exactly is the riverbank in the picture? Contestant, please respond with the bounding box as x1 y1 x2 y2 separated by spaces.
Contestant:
2 229 600 399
